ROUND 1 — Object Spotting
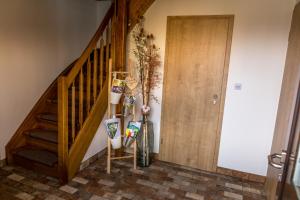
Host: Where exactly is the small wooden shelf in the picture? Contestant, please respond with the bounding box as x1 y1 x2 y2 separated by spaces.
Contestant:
110 155 134 160
106 59 137 174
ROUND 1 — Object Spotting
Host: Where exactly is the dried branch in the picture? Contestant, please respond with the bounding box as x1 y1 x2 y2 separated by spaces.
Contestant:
132 17 162 108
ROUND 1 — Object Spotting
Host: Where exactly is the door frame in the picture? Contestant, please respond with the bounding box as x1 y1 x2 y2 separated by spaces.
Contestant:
279 81 300 199
158 15 234 171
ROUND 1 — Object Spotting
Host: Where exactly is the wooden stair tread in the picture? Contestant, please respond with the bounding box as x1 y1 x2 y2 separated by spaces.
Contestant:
37 113 57 122
26 129 58 143
47 97 89 105
46 99 58 104
14 148 58 167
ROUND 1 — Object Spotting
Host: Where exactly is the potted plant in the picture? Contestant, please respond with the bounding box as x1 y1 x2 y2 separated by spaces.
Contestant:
105 118 122 149
110 79 126 104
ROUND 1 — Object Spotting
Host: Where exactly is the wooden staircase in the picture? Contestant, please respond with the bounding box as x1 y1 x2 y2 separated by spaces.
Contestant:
5 0 155 183
6 4 114 182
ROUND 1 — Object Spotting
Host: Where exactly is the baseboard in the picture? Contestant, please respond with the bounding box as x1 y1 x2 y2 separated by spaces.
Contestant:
154 154 265 183
80 148 107 171
153 153 159 160
0 158 7 167
217 167 266 183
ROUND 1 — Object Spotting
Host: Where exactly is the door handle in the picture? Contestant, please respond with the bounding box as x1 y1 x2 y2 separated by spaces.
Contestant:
268 150 296 169
268 153 283 169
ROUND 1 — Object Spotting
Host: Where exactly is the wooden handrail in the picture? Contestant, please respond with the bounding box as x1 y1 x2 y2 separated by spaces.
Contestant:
65 4 114 87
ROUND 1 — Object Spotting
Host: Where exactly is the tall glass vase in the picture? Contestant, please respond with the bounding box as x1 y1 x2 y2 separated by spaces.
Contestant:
137 116 154 167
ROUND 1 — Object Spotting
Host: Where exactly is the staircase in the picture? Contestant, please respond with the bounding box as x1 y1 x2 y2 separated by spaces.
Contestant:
5 0 155 183
6 4 114 182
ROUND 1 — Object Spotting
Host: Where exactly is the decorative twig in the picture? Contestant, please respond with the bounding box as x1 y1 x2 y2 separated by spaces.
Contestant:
132 16 162 111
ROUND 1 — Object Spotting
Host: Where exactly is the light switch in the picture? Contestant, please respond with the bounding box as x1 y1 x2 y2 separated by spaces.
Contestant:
234 83 242 90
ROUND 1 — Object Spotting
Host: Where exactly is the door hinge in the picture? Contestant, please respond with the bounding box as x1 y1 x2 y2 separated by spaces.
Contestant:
161 138 163 144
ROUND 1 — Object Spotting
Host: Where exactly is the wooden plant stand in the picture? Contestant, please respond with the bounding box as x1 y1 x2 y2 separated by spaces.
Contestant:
106 59 137 174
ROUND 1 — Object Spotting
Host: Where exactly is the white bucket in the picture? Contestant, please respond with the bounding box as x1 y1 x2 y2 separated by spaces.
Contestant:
110 92 122 104
111 136 122 149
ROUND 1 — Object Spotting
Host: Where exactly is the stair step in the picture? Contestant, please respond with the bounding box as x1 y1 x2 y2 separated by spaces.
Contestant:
47 98 89 106
35 122 58 131
14 148 58 167
46 98 58 104
36 113 80 130
37 113 57 123
26 129 58 143
45 100 58 114
45 95 93 115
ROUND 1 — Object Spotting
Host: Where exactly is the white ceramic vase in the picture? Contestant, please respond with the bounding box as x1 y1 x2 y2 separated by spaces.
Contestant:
110 92 122 104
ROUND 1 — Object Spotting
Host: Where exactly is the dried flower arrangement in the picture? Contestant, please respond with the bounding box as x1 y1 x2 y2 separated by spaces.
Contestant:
132 17 161 119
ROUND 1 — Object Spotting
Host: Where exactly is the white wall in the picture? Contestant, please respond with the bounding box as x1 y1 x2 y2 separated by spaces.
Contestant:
128 0 295 176
0 0 111 160
83 112 108 162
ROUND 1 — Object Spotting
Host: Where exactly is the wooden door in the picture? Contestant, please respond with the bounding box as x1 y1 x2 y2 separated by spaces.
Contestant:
265 3 300 199
159 16 233 172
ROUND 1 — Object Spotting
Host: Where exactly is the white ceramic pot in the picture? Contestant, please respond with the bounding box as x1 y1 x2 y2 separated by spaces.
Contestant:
111 136 122 149
110 92 122 104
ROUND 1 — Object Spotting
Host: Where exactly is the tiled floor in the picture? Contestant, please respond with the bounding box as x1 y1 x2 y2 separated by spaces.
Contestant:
0 156 266 200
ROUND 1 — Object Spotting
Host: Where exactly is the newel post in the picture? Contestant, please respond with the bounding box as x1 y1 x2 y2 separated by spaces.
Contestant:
58 76 69 182
114 0 127 71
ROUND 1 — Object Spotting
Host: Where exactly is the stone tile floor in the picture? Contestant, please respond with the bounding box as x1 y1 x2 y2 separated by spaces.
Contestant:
0 157 266 200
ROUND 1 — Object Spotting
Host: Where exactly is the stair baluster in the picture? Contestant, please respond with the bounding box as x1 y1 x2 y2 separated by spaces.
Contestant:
79 68 84 128
99 38 104 91
93 48 98 103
